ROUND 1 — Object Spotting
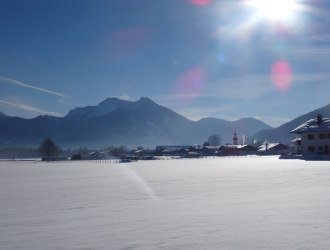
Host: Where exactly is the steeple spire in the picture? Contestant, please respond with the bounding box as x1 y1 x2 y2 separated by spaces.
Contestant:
233 132 238 145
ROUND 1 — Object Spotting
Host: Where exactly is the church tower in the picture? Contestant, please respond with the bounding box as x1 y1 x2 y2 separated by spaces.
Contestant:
233 132 238 145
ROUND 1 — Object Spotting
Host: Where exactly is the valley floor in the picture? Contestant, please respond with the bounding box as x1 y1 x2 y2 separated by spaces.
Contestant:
1 156 330 249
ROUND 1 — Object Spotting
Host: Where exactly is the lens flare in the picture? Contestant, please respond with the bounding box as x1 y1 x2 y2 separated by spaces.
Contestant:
107 27 150 61
217 52 227 64
188 0 211 6
173 66 206 104
271 60 293 92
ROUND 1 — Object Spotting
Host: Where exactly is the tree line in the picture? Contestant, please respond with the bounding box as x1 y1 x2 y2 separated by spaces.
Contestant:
0 134 223 159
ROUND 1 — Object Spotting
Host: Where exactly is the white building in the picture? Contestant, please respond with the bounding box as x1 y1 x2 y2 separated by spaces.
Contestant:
290 114 330 155
290 137 302 155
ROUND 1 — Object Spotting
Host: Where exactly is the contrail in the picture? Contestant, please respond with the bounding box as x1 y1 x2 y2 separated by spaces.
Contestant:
0 76 70 99
0 100 62 117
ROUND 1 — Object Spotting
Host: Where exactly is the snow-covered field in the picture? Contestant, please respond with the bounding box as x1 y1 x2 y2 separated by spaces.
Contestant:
1 156 330 249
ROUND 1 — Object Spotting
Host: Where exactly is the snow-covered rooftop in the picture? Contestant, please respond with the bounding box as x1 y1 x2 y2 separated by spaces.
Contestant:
223 145 256 149
290 117 330 134
290 137 301 143
258 143 281 152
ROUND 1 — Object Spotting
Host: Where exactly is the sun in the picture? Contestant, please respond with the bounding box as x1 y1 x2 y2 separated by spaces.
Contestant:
249 0 298 22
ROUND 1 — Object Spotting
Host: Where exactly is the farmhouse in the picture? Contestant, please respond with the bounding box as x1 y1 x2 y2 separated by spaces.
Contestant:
155 146 191 157
218 144 258 156
196 146 221 156
290 114 330 155
258 142 289 155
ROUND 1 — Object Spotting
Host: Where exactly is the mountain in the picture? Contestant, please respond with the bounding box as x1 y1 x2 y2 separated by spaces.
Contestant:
0 97 272 148
250 104 330 144
193 117 272 144
66 97 138 119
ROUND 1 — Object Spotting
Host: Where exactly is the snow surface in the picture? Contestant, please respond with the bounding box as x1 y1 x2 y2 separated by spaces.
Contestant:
1 157 330 249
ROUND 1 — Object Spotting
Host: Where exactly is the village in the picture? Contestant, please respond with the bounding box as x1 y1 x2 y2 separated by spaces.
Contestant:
65 114 330 162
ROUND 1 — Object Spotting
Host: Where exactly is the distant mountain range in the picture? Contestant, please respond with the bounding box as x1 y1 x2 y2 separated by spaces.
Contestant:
250 104 330 144
0 97 271 148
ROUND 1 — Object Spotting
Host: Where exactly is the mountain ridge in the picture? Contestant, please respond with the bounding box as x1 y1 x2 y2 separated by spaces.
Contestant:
0 97 272 148
65 97 157 119
250 103 330 144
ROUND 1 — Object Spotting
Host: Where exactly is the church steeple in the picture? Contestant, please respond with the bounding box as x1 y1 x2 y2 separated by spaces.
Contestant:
233 132 238 145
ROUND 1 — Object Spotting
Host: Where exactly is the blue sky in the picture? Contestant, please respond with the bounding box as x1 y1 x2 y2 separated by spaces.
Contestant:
0 0 330 127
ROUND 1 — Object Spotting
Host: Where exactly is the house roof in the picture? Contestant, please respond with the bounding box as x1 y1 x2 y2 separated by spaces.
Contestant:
161 148 187 153
201 146 221 150
221 145 257 150
258 143 288 152
290 137 301 143
290 117 330 134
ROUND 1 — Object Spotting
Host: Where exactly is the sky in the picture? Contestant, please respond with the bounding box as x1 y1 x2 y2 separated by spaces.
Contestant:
0 0 330 127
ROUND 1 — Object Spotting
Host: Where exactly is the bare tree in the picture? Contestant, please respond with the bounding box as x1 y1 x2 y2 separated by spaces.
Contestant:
108 145 128 157
77 146 89 157
38 138 60 159
207 134 222 146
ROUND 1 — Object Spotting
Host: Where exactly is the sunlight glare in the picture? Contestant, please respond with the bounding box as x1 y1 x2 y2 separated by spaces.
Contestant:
249 0 297 22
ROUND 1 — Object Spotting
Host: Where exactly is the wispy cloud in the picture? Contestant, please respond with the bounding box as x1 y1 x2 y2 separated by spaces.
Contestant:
288 47 330 61
176 104 238 121
111 93 131 100
160 72 330 105
210 75 272 100
208 73 330 100
0 100 62 117
308 34 330 42
293 73 330 84
0 76 70 99
163 74 272 101
159 71 330 127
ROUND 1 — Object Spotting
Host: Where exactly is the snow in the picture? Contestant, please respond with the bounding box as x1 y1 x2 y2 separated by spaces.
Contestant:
1 157 330 249
291 117 330 134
